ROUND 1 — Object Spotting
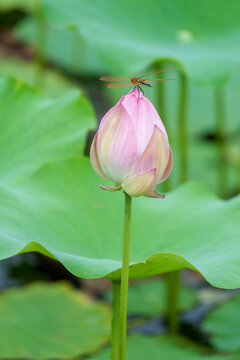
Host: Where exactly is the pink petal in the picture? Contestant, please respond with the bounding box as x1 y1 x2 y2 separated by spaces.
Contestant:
122 168 157 197
97 103 138 183
121 91 153 155
99 184 121 192
144 96 168 138
90 132 109 179
133 125 170 181
121 89 168 156
158 147 173 184
120 89 139 119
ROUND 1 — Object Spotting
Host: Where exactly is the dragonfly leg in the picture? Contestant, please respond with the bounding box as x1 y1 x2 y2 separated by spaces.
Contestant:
129 86 136 95
137 86 144 96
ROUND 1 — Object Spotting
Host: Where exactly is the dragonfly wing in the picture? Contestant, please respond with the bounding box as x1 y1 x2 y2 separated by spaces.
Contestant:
107 82 132 88
100 76 132 81
142 78 177 81
139 68 174 79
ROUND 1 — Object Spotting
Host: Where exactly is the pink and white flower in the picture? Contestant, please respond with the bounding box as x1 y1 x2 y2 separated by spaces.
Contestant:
90 89 172 198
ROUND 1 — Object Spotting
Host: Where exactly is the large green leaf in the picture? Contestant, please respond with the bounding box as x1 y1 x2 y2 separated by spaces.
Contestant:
105 278 196 316
0 76 95 184
0 57 78 97
91 334 231 360
203 292 240 352
0 282 110 359
0 156 240 288
0 57 76 96
40 0 240 85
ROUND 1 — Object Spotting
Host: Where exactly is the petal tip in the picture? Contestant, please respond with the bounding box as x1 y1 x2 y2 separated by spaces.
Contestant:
147 191 165 199
99 184 122 192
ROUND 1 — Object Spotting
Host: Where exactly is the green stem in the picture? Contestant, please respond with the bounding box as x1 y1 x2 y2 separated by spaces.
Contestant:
166 270 180 334
178 72 188 184
215 87 228 198
164 71 187 335
155 62 170 192
119 193 132 360
238 158 240 194
111 280 120 360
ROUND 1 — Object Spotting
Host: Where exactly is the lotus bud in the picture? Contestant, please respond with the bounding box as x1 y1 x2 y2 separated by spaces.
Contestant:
90 89 172 198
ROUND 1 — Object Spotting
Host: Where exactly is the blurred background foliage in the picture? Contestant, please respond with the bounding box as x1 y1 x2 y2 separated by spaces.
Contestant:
0 0 239 359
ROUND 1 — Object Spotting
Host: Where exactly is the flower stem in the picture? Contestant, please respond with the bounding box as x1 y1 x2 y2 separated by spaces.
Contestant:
215 87 228 198
178 71 188 184
166 270 180 334
111 280 120 360
119 193 132 360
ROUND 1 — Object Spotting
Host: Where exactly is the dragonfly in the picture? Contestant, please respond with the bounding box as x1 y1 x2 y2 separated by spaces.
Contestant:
100 68 177 92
